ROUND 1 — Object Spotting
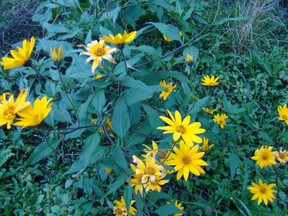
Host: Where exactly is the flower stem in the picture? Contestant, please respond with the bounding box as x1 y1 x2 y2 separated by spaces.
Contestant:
57 65 80 127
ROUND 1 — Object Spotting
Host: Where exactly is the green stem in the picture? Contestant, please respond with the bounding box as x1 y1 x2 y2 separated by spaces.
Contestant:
57 65 80 127
120 48 129 74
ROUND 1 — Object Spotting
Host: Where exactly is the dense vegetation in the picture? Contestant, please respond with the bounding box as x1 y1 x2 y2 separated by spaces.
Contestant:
0 0 287 215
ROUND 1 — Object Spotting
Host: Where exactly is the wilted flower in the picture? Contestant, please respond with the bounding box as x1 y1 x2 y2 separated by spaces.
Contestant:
200 137 214 151
203 107 217 114
185 53 194 65
159 80 177 101
274 147 288 164
213 113 228 129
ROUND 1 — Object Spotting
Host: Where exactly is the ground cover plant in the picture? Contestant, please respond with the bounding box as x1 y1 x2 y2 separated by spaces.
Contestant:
0 0 287 215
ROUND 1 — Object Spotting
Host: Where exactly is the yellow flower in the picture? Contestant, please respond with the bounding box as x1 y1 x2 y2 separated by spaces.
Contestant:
99 31 137 46
94 74 103 80
213 113 228 129
132 155 165 180
202 75 220 86
163 34 172 42
104 167 112 174
167 200 184 216
0 37 35 70
274 147 288 164
130 164 145 195
79 40 117 74
278 104 288 125
251 146 276 169
14 96 53 128
248 179 276 205
185 53 194 65
50 46 63 62
0 89 30 129
159 80 177 101
203 107 217 114
166 142 208 180
200 137 214 151
113 196 137 216
163 31 183 42
157 110 205 145
142 140 159 158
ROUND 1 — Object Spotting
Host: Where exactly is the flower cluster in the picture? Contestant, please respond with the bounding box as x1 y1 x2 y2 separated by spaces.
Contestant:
80 31 137 74
252 146 288 168
130 141 169 195
0 89 52 129
248 145 288 205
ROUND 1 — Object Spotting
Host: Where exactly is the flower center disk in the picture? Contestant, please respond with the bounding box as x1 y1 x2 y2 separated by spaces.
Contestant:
176 125 186 134
95 48 105 56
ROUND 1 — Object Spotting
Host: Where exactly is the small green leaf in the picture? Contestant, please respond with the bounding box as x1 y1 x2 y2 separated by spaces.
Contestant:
229 153 240 179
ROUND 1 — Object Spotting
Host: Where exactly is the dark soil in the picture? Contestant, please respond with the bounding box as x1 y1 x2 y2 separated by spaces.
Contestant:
0 0 43 56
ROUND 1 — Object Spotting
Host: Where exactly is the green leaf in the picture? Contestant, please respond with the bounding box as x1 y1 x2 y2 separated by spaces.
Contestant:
28 139 60 165
149 22 182 43
229 152 240 179
234 198 252 216
154 204 185 216
124 185 133 215
212 16 252 26
142 104 162 129
92 90 106 113
103 174 127 198
112 97 130 138
258 131 274 144
64 133 106 174
111 142 128 172
99 5 121 23
188 96 210 121
125 88 154 106
78 95 93 120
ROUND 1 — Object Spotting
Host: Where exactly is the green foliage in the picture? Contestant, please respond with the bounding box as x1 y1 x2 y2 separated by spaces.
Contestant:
0 0 287 215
